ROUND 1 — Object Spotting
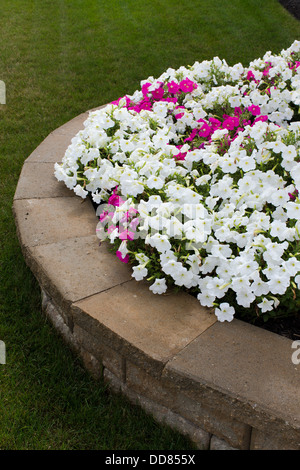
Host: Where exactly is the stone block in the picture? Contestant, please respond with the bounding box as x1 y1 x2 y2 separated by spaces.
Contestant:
210 435 238 450
78 347 103 380
41 288 73 330
177 395 250 450
13 197 97 248
126 360 176 405
50 112 89 137
42 290 102 380
250 428 299 450
72 280 216 377
25 132 74 164
103 367 124 393
26 236 132 310
103 369 210 450
14 162 74 200
126 361 250 450
41 292 76 350
73 324 125 380
163 319 300 449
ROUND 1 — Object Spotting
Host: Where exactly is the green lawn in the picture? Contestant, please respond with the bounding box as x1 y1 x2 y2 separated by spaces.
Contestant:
0 0 299 450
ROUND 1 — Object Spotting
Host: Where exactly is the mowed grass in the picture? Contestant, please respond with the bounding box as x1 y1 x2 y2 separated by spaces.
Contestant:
0 0 299 450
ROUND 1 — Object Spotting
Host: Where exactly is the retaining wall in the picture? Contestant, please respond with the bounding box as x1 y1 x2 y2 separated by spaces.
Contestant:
13 108 300 450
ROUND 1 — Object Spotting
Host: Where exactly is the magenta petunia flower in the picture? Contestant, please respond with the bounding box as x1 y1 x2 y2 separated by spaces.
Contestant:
116 251 130 263
174 152 187 161
222 116 239 130
141 82 152 97
179 78 197 93
161 97 178 104
209 117 222 128
197 119 212 138
140 98 153 110
248 105 261 116
288 189 298 201
110 97 122 106
253 115 268 123
262 62 272 76
167 81 180 94
234 107 242 116
108 193 124 207
246 70 255 81
151 85 164 101
184 128 198 142
234 127 244 135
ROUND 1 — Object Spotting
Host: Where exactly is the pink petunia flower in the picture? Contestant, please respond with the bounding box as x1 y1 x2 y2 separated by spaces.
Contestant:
288 189 298 201
108 193 125 207
234 107 242 116
246 70 255 81
139 98 153 111
184 128 199 142
197 119 212 138
209 117 222 128
167 81 180 94
174 152 187 161
253 115 268 123
99 211 115 223
120 208 138 225
174 105 185 120
151 84 164 101
222 116 239 130
248 105 261 116
116 251 130 263
179 78 197 93
141 82 152 97
99 211 109 222
161 97 178 104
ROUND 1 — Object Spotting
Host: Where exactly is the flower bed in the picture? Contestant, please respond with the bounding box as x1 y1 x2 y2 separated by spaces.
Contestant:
55 42 300 326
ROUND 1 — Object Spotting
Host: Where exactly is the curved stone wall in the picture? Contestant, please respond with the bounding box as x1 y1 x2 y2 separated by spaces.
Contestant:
13 108 300 450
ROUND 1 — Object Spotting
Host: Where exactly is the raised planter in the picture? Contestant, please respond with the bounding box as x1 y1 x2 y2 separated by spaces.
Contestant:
13 108 300 450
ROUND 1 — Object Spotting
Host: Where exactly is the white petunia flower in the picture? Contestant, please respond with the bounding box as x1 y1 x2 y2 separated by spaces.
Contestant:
267 275 290 295
214 303 235 322
132 265 148 281
236 289 256 308
147 233 172 253
257 298 274 313
149 278 168 294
